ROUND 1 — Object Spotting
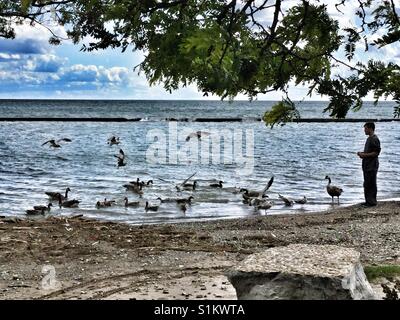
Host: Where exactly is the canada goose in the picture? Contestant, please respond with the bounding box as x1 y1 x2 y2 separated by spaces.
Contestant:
175 172 197 191
114 149 126 168
325 176 343 203
60 199 80 208
295 196 308 204
209 181 223 188
33 203 52 212
26 208 45 215
278 194 294 206
241 189 269 199
245 176 274 204
255 201 273 211
124 197 140 207
58 194 79 208
123 183 144 195
176 196 194 205
45 187 70 201
96 201 107 209
145 201 159 212
156 197 176 203
107 136 120 146
42 138 72 148
129 178 141 185
185 131 211 141
182 180 197 191
103 198 116 206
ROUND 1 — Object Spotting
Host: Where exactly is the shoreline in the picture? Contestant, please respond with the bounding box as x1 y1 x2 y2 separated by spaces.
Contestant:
1 201 399 299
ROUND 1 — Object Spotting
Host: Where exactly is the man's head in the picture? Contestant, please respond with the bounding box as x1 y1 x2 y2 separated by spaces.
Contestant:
364 122 375 136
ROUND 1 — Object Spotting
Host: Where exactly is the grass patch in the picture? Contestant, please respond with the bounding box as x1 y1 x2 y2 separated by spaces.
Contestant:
364 265 400 281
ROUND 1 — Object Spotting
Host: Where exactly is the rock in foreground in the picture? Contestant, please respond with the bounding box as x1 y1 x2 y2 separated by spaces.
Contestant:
227 244 376 300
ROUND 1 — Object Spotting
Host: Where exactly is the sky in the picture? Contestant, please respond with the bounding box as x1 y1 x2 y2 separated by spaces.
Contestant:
0 0 399 100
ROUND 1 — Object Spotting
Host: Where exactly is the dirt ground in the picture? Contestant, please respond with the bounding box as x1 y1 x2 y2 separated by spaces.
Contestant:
0 201 399 300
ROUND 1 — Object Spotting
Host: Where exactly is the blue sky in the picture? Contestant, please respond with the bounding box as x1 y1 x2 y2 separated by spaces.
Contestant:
0 1 398 100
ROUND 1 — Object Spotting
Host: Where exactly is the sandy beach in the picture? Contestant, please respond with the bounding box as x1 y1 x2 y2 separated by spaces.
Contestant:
0 201 399 300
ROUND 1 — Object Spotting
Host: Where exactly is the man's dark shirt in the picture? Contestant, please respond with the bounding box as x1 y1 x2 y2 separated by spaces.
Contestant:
362 134 381 171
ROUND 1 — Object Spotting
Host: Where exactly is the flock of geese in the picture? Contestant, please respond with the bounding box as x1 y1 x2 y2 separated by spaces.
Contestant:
26 135 344 216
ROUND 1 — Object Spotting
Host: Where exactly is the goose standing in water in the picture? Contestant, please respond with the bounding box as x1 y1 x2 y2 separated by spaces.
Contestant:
325 176 343 204
123 183 144 196
178 203 187 214
42 138 72 148
145 201 159 212
124 197 140 207
254 200 273 212
45 187 70 201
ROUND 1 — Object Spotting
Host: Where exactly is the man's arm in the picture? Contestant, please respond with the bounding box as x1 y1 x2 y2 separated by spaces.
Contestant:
357 151 379 158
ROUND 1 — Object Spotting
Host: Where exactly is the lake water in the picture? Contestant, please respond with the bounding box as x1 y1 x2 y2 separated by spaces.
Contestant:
0 100 399 224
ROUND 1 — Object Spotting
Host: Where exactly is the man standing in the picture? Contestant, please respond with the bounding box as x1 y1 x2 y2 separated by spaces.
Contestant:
357 122 381 207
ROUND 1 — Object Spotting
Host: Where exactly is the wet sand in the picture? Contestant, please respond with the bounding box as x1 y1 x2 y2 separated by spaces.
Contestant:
0 201 399 299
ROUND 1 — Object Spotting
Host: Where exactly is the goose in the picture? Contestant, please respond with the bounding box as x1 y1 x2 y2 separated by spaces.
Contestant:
278 194 294 206
58 195 80 208
255 201 273 211
124 197 140 207
107 136 120 146
245 176 275 204
45 187 70 201
295 196 308 204
103 198 116 206
129 178 141 186
42 138 72 148
145 201 159 212
182 180 197 191
156 197 176 203
175 172 197 192
33 203 52 212
325 176 343 203
185 131 211 142
114 149 126 168
95 201 107 209
176 196 194 205
209 181 223 188
123 183 144 195
26 208 45 215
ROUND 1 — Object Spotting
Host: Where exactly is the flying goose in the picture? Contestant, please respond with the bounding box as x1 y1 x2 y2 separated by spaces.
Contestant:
145 201 159 212
185 131 211 142
124 197 140 207
325 176 343 203
278 194 294 206
33 203 52 212
45 187 70 201
114 149 126 168
42 138 72 148
295 196 308 204
107 136 120 146
209 181 223 188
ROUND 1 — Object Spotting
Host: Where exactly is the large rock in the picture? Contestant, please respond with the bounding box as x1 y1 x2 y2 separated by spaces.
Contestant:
226 244 376 300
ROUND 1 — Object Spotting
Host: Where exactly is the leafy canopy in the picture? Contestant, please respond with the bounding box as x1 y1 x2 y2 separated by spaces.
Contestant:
0 0 399 125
